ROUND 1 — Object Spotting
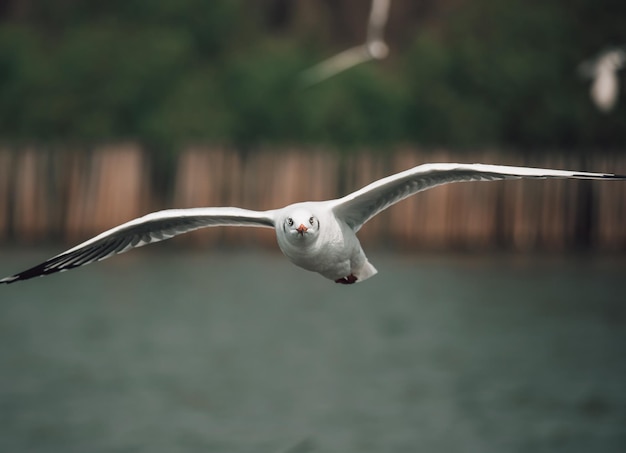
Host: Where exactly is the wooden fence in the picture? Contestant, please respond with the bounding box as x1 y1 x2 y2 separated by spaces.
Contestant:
1 145 625 251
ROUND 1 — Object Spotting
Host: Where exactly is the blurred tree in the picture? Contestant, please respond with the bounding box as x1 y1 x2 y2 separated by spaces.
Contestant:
0 0 624 154
402 0 626 149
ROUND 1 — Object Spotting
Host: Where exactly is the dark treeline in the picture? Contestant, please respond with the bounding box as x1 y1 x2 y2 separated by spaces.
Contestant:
0 0 625 157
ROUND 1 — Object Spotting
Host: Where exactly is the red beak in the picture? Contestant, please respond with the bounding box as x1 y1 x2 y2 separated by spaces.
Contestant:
296 224 308 235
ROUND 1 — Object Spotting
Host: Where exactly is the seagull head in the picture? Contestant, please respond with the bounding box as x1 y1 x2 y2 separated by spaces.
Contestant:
598 49 626 72
282 208 320 241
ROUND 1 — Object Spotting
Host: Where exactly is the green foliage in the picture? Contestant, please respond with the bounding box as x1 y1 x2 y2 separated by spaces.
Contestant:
0 0 624 153
403 0 626 148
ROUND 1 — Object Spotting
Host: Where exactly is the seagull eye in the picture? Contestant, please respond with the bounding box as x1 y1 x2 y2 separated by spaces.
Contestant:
287 218 294 227
309 216 315 225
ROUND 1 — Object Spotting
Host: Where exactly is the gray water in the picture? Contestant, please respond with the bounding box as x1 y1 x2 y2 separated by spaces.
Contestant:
0 249 625 453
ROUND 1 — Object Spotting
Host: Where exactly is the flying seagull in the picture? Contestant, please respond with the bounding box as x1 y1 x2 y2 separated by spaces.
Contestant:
2 163 625 285
579 47 626 112
300 0 391 87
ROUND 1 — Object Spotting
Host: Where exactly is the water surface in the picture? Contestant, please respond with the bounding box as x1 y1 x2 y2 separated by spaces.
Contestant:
1 249 625 452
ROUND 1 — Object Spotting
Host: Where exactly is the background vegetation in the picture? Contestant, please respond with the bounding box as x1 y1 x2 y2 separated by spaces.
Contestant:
0 0 625 155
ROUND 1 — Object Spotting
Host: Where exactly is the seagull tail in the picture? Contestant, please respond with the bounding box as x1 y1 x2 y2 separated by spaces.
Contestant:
355 260 378 283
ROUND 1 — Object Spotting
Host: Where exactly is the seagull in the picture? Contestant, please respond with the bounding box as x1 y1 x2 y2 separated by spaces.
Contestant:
300 0 391 87
2 163 625 285
579 47 626 112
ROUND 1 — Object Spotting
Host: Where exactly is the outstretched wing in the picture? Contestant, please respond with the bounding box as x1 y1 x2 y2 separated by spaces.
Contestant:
299 45 371 87
1 207 275 284
331 163 626 231
366 0 391 44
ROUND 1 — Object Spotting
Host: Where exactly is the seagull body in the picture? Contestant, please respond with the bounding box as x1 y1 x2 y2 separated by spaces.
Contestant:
2 163 625 285
274 203 377 284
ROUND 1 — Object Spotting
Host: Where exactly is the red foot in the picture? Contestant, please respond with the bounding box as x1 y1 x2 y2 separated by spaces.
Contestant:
335 274 358 284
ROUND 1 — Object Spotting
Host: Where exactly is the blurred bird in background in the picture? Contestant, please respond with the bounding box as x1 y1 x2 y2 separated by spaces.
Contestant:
579 47 626 113
300 0 391 86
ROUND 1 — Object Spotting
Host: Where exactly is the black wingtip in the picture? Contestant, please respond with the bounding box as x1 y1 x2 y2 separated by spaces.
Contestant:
0 262 64 284
1 271 39 284
573 172 626 180
576 173 626 181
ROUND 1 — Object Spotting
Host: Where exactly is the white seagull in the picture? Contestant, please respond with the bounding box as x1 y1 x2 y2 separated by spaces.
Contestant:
579 47 626 112
2 163 625 285
300 0 391 87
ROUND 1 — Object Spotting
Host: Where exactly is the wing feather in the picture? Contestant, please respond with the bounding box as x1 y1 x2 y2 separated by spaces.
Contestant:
1 207 275 283
331 163 626 231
